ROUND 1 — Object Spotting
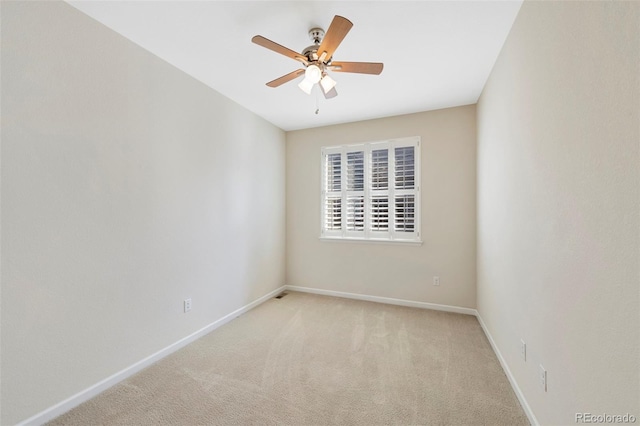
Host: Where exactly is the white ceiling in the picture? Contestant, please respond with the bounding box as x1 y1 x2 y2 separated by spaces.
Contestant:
67 1 522 131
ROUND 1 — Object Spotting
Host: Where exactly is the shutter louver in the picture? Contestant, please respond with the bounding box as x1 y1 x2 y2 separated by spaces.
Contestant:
326 153 341 191
325 198 342 230
371 149 388 190
395 195 415 232
347 196 365 230
395 146 415 189
371 196 389 231
346 151 364 191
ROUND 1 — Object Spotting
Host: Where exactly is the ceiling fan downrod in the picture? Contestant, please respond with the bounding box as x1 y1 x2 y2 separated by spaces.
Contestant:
302 28 325 63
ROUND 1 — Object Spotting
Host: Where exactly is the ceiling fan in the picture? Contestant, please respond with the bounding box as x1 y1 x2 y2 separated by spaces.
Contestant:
251 15 383 99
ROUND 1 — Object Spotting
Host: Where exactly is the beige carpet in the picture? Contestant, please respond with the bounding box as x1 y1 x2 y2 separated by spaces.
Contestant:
48 291 529 425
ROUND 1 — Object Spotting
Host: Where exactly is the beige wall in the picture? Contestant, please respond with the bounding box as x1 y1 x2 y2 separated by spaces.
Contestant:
5 1 637 424
1 2 285 424
477 1 639 424
286 106 477 308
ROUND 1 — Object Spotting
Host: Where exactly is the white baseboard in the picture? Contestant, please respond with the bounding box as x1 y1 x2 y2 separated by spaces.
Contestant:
18 285 287 426
284 285 477 316
475 313 539 426
20 285 537 426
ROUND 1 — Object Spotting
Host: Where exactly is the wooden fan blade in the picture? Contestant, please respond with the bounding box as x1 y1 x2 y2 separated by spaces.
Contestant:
317 16 353 61
266 69 305 87
252 35 308 66
322 87 338 99
330 61 384 75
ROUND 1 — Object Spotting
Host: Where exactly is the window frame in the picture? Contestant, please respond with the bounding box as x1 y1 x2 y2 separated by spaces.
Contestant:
320 136 421 244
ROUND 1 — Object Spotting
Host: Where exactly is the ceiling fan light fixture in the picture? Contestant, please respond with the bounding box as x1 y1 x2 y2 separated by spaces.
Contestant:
298 77 314 95
252 15 382 100
304 64 322 83
320 74 337 93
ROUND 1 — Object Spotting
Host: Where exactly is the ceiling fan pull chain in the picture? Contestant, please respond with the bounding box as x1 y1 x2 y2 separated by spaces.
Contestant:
315 87 320 114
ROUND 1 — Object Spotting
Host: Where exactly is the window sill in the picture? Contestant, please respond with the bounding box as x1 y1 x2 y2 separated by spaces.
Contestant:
319 237 423 246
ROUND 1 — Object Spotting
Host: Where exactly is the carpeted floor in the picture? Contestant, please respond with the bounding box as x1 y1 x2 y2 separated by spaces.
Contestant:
48 291 529 425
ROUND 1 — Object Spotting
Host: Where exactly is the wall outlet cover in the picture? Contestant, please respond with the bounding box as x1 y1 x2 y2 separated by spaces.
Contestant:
539 364 547 392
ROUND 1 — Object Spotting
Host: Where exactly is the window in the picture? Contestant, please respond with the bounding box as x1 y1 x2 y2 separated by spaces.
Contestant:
321 136 421 243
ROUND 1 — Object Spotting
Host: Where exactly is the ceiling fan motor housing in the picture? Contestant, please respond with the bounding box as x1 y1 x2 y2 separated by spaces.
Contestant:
302 45 320 62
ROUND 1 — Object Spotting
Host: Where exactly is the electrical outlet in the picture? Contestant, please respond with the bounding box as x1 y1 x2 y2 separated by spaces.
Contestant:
520 339 526 361
433 276 440 286
539 364 547 392
184 298 192 313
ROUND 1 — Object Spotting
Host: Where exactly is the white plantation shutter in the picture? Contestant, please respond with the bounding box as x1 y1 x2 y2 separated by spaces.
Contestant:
346 151 365 191
346 196 365 231
394 195 416 232
321 137 420 242
325 198 342 230
394 146 415 190
345 150 365 235
369 146 390 236
393 145 417 236
370 149 389 190
326 152 342 192
322 149 342 237
370 196 389 231
324 152 342 231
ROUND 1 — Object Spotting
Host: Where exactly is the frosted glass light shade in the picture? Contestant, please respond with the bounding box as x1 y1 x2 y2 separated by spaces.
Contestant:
305 65 322 83
298 77 314 95
320 74 337 93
